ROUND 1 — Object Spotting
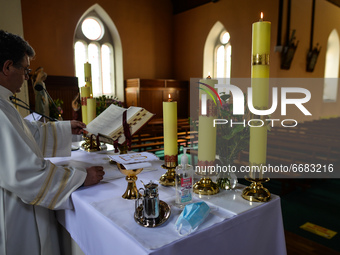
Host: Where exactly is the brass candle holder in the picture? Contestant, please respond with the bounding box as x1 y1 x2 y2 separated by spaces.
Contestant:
193 161 219 195
116 163 143 200
193 177 219 195
118 143 128 154
81 134 101 152
242 177 271 202
159 161 177 186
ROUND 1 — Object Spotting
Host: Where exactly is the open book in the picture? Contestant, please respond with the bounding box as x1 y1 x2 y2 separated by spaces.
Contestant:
85 104 154 144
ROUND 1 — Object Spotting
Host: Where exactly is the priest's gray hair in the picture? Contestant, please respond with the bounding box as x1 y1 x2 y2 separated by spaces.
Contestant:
0 30 35 70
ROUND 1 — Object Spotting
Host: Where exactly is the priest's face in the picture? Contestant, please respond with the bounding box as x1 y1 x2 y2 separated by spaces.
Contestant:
10 55 31 93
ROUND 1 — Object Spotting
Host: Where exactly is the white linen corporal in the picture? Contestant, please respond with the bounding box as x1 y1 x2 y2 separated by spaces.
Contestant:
0 85 87 255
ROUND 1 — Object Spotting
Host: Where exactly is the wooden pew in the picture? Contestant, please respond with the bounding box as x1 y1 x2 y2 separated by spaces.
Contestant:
130 135 186 153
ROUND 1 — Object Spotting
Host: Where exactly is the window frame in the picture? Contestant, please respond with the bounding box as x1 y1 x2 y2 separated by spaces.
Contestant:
74 12 115 97
213 30 232 78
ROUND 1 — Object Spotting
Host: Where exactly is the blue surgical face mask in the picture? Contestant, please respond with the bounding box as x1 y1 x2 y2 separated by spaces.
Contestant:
175 201 210 236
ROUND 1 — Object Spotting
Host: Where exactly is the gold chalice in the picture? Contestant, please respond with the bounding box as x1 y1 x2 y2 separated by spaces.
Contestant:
116 163 143 200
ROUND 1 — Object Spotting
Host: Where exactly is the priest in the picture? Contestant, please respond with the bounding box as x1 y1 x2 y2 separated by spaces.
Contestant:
0 30 105 255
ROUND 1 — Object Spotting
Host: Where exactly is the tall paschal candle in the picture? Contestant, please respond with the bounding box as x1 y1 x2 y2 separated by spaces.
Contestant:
249 12 271 177
163 95 178 166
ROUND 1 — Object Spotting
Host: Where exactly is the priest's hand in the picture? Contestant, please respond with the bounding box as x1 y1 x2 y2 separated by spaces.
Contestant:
84 166 105 186
71 120 86 135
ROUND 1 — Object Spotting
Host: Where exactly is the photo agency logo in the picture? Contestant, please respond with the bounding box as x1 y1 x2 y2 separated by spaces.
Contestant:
198 81 223 115
198 79 312 128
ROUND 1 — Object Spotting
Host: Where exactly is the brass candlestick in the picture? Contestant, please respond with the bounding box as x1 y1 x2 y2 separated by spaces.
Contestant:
118 143 128 154
242 177 271 202
193 177 219 195
159 160 177 186
81 134 101 152
193 161 219 195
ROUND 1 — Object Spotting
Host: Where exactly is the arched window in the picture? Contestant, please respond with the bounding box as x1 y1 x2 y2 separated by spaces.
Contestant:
323 29 340 102
203 21 232 79
74 15 114 97
101 43 114 95
215 31 232 78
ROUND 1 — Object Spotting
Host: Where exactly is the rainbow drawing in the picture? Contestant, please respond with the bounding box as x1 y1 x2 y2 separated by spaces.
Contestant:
198 82 223 106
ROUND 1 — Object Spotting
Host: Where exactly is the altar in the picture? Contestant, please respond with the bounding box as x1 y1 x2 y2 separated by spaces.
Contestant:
52 143 287 255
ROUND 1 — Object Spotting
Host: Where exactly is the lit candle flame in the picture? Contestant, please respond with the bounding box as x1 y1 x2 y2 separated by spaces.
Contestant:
260 12 263 21
207 72 211 79
168 94 173 102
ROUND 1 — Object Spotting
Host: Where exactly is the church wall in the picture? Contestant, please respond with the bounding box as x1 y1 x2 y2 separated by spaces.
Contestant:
17 0 340 120
20 0 174 80
173 0 340 120
0 0 31 117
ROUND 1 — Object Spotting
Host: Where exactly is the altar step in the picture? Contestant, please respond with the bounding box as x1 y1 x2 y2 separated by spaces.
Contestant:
285 231 340 255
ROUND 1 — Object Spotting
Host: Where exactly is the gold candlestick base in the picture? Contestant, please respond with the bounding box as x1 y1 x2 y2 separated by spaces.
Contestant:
117 163 143 200
81 135 101 152
242 177 271 202
159 164 176 186
118 143 128 154
193 177 219 195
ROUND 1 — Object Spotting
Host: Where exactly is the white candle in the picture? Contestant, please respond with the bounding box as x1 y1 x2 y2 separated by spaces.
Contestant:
198 77 218 166
249 12 271 179
163 94 178 165
84 62 93 96
80 86 90 124
87 98 96 123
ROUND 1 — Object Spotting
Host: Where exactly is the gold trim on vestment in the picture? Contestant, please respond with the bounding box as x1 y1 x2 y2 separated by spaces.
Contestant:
48 167 71 209
51 122 57 157
30 163 56 206
42 124 47 156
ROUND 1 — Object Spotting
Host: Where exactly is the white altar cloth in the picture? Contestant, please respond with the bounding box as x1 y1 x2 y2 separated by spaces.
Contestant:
54 144 287 255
